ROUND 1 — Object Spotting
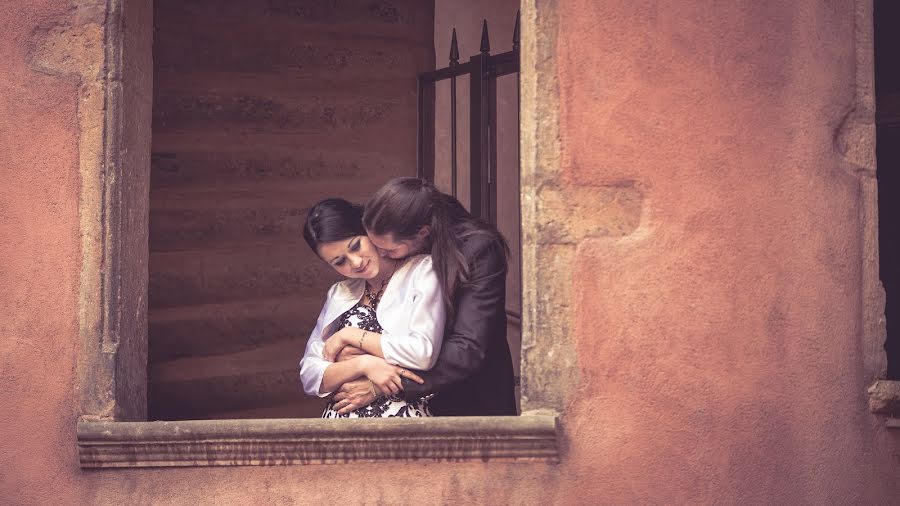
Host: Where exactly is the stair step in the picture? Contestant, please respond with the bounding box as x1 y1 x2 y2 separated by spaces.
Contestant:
149 179 379 211
147 339 324 420
152 90 416 136
148 368 309 420
151 128 418 157
148 294 329 362
154 3 432 79
154 70 413 104
150 145 396 189
156 0 433 41
150 208 306 253
199 399 328 421
150 338 306 382
149 245 341 308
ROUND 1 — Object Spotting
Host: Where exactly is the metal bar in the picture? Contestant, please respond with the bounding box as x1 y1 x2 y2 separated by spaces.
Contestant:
469 20 492 219
514 9 523 323
450 28 459 197
416 75 425 179
417 76 425 179
451 76 458 197
417 75 435 182
488 70 498 225
513 9 520 54
488 50 518 67
490 51 520 77
423 80 436 183
419 62 474 83
469 52 486 218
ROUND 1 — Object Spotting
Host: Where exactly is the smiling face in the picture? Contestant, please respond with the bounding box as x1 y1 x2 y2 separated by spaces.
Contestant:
317 235 382 279
366 228 430 260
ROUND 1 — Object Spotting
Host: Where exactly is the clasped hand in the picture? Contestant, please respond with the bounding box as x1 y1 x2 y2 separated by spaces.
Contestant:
322 326 360 362
328 348 426 415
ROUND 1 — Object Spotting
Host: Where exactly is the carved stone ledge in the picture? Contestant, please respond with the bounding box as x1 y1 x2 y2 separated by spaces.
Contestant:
77 416 559 468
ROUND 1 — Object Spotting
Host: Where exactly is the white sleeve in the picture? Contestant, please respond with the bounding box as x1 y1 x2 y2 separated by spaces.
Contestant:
380 257 446 370
299 284 338 397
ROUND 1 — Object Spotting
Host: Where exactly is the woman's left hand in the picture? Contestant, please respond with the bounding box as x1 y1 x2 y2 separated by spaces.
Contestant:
322 327 357 362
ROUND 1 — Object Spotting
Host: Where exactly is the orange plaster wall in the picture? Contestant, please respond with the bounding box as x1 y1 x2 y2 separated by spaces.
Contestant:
1 1 899 505
0 0 85 502
559 0 899 503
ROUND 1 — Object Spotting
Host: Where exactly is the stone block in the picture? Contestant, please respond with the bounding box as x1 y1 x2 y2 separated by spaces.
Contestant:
868 380 900 414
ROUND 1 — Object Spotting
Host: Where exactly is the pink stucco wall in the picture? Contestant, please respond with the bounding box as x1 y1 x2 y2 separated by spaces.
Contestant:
558 0 897 500
1 0 898 504
0 0 84 500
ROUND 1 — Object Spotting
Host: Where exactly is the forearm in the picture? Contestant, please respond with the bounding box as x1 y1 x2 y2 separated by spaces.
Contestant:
319 356 369 395
352 328 386 359
336 327 439 370
401 238 506 400
323 328 386 362
400 336 491 400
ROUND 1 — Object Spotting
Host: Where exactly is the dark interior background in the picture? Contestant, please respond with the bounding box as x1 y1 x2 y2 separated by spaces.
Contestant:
875 0 900 379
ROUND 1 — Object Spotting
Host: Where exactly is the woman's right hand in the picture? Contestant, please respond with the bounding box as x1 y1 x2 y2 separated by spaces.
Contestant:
360 356 424 396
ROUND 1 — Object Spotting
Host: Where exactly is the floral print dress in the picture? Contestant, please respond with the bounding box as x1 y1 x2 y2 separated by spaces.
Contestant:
321 302 433 418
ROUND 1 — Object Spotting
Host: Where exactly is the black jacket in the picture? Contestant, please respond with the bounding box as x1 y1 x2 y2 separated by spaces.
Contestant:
401 233 518 416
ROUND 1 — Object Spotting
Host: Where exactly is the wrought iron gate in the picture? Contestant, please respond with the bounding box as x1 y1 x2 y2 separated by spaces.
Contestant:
416 13 520 225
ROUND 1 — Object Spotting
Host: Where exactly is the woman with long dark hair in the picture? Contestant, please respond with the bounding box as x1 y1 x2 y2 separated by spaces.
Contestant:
298 198 446 417
329 177 517 416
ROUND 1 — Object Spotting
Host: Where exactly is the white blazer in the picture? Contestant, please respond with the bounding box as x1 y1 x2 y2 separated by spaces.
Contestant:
299 254 446 397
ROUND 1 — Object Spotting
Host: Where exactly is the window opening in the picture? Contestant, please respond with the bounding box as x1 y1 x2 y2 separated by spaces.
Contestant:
875 0 900 379
148 1 436 420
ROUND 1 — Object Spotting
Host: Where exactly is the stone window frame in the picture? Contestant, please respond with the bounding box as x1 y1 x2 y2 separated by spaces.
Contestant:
75 0 565 468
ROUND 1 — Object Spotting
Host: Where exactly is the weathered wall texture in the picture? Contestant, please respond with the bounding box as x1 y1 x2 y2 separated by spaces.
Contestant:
147 0 433 420
535 0 898 502
1 0 899 504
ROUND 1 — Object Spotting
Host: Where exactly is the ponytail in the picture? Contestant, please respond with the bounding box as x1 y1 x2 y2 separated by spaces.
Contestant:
363 177 508 315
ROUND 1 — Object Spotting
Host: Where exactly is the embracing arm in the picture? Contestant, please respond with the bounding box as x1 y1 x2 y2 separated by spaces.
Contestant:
303 328 421 397
299 285 340 397
318 356 368 395
299 284 426 399
299 285 375 396
399 238 506 401
322 326 386 362
379 256 446 370
322 257 446 371
330 347 426 414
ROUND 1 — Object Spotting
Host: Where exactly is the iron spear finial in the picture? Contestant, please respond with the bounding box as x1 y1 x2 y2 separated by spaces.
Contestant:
480 19 490 53
513 11 520 52
450 28 459 65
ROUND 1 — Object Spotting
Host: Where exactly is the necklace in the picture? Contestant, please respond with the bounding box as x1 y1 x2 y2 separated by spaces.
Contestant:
364 263 396 311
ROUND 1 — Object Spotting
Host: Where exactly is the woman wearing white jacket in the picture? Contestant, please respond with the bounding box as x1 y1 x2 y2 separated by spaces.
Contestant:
299 198 445 418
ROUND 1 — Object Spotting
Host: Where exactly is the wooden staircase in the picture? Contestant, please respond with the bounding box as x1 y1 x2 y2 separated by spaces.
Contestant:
148 0 432 420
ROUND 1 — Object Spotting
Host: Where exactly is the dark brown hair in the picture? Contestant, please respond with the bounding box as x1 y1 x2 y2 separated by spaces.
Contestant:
362 177 508 311
303 198 366 254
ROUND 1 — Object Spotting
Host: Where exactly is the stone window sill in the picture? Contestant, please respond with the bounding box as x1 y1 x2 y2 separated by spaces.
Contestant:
868 380 900 428
77 415 559 468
